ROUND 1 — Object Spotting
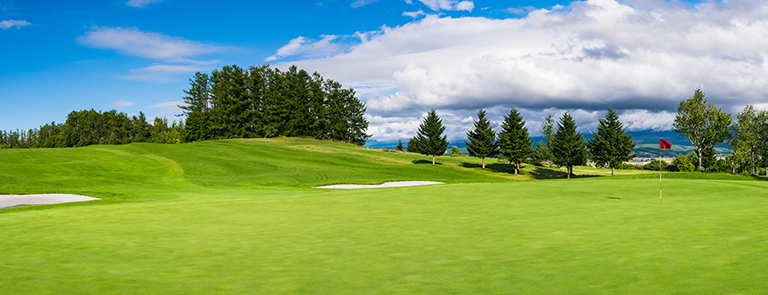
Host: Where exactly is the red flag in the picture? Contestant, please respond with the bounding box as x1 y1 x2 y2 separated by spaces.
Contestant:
660 139 672 150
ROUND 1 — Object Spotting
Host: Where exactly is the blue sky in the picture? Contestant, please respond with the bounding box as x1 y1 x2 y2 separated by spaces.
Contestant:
2 0 766 143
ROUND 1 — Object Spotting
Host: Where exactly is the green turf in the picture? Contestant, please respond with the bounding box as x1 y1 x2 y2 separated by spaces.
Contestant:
1 138 766 294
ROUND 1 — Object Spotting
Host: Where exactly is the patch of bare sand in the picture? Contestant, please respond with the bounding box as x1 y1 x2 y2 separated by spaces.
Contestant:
0 194 100 209
315 181 444 189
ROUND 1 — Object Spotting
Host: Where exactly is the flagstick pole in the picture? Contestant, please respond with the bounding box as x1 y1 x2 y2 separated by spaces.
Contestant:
659 144 662 205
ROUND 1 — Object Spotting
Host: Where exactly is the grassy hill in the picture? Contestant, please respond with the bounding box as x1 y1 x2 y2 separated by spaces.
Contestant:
1 138 766 294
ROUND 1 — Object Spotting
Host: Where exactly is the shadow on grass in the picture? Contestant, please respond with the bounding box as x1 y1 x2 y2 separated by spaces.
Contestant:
458 162 601 180
412 159 442 165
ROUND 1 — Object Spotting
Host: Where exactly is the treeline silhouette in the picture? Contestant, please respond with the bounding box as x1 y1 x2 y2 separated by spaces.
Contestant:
182 64 369 145
0 64 370 149
0 110 184 148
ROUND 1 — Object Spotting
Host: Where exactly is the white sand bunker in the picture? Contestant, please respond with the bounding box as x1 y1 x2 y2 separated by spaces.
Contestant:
316 181 444 189
0 194 100 209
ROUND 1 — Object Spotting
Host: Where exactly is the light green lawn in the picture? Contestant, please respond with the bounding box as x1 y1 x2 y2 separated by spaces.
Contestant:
1 138 766 294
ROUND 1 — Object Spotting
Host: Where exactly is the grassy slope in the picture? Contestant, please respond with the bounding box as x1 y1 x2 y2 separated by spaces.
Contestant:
1 138 767 294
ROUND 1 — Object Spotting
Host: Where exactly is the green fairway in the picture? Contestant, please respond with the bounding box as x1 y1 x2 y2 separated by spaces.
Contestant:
1 138 767 293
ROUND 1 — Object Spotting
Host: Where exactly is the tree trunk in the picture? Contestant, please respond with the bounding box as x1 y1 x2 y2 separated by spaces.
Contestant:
482 157 485 169
567 165 571 179
751 152 755 176
515 162 519 175
611 166 615 176
432 155 435 164
698 149 703 172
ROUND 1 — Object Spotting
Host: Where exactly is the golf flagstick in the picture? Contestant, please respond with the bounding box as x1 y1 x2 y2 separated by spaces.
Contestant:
659 139 673 205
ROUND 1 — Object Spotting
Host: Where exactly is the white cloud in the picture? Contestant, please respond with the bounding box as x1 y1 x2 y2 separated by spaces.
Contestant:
265 35 341 62
108 100 135 108
413 0 474 12
403 10 426 18
147 101 185 122
78 26 222 61
270 0 768 141
351 0 377 8
126 0 162 8
0 19 30 29
119 64 207 83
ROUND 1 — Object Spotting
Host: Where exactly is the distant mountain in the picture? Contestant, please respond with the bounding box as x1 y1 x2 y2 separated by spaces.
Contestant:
366 130 731 157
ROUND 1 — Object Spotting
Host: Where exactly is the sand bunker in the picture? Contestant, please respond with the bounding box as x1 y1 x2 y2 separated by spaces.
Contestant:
316 181 444 189
0 194 100 209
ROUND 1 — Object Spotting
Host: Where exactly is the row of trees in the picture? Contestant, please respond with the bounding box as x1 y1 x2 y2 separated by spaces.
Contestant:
405 107 636 179
181 65 369 145
0 110 184 149
404 88 768 178
1 64 371 149
673 88 768 175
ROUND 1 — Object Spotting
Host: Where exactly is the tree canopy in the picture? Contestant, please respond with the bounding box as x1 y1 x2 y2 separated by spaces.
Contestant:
551 112 587 179
414 109 449 164
587 107 637 176
465 109 498 169
497 107 531 175
672 87 732 172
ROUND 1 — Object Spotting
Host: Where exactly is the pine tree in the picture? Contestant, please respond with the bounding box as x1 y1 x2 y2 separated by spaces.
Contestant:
396 140 404 151
465 109 498 169
539 113 555 166
498 107 531 174
416 109 449 164
406 138 419 153
587 107 637 176
551 112 587 179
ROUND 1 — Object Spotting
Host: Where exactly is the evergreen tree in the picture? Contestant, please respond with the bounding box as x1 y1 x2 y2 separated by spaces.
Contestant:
539 113 555 166
396 140 403 151
551 112 587 179
415 109 449 164
587 107 637 176
406 138 419 153
497 107 531 174
465 109 498 169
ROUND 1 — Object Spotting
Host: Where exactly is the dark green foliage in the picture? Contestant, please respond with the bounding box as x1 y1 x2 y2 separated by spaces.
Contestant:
396 140 403 151
643 159 668 171
414 109 449 164
587 107 637 175
531 141 549 165
406 138 420 153
551 112 587 179
465 109 498 169
497 107 531 174
0 109 181 148
181 64 370 145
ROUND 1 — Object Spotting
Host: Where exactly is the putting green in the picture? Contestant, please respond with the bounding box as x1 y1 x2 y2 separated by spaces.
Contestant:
1 138 766 294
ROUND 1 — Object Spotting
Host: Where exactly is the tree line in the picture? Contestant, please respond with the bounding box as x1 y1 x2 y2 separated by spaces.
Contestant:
181 64 369 145
405 87 768 178
0 110 184 149
0 65 370 149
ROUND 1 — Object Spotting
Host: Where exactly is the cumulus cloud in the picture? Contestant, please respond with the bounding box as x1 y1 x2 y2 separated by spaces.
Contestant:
78 26 222 61
272 0 768 142
126 0 162 8
0 19 30 29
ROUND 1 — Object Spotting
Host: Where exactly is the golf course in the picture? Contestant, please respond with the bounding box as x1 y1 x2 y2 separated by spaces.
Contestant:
1 138 766 294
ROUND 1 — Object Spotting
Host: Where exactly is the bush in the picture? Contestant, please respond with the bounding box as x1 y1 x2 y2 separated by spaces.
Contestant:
643 159 668 171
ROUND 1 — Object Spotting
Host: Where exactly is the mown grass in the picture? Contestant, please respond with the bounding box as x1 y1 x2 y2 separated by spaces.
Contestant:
1 138 766 294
